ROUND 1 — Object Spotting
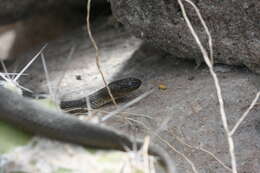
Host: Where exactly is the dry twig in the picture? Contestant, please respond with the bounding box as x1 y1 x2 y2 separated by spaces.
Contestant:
101 89 154 121
128 118 198 173
170 131 232 172
86 0 117 107
177 0 237 172
230 91 260 136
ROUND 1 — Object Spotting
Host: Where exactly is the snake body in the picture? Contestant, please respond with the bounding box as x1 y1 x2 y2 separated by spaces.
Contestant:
60 78 142 109
0 78 176 173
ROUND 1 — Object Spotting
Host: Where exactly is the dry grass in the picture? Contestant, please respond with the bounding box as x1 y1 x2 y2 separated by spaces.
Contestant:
177 0 260 172
101 89 154 121
230 91 260 136
0 44 47 94
127 118 198 173
169 131 232 172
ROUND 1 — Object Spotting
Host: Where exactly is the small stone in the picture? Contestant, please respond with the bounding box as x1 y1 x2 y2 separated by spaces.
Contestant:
76 75 82 80
188 76 195 80
159 84 167 90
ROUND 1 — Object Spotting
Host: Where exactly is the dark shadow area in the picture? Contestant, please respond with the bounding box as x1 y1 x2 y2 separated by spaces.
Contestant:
0 0 112 70
113 42 252 84
112 42 207 82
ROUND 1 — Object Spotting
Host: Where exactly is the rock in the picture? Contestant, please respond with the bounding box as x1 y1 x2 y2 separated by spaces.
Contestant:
109 0 260 73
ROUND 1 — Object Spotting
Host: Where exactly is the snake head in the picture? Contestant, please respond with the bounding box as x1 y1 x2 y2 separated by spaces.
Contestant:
108 78 142 97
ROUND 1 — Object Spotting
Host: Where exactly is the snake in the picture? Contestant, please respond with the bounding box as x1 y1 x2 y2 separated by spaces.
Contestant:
0 78 176 173
59 77 142 110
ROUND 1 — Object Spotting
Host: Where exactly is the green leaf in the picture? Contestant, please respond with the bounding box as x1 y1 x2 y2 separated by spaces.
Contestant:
0 121 31 154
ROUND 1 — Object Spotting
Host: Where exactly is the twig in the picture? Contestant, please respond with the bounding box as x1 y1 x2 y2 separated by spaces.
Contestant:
230 91 260 136
129 118 198 173
86 0 117 107
199 147 232 172
170 131 232 172
64 107 153 119
157 135 198 173
184 0 213 64
177 0 237 172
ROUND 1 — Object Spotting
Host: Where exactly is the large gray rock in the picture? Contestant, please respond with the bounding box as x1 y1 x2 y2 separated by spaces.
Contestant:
109 0 260 73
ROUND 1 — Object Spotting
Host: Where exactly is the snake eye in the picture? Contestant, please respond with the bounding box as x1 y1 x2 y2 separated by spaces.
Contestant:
127 78 142 90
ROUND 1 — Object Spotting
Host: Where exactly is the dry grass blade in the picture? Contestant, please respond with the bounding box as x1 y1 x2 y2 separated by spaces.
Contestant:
230 91 260 136
1 45 47 95
65 107 153 120
0 60 11 80
0 71 10 82
152 116 172 139
54 45 76 101
14 44 47 82
101 89 154 121
142 136 152 173
170 131 232 172
157 135 198 173
2 73 28 76
128 118 196 173
86 0 117 107
41 53 55 102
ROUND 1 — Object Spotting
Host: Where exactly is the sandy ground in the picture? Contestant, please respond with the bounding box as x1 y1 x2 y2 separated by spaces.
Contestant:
1 15 260 173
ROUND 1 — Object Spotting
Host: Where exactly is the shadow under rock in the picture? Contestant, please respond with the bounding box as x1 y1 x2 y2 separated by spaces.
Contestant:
112 43 201 83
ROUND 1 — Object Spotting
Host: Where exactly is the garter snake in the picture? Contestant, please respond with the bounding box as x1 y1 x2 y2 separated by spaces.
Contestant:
21 77 142 111
60 77 142 110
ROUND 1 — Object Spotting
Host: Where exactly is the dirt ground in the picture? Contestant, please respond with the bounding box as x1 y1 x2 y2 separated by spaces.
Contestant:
2 15 260 173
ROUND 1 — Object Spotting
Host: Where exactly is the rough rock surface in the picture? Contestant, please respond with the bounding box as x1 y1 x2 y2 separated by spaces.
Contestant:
109 0 260 73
